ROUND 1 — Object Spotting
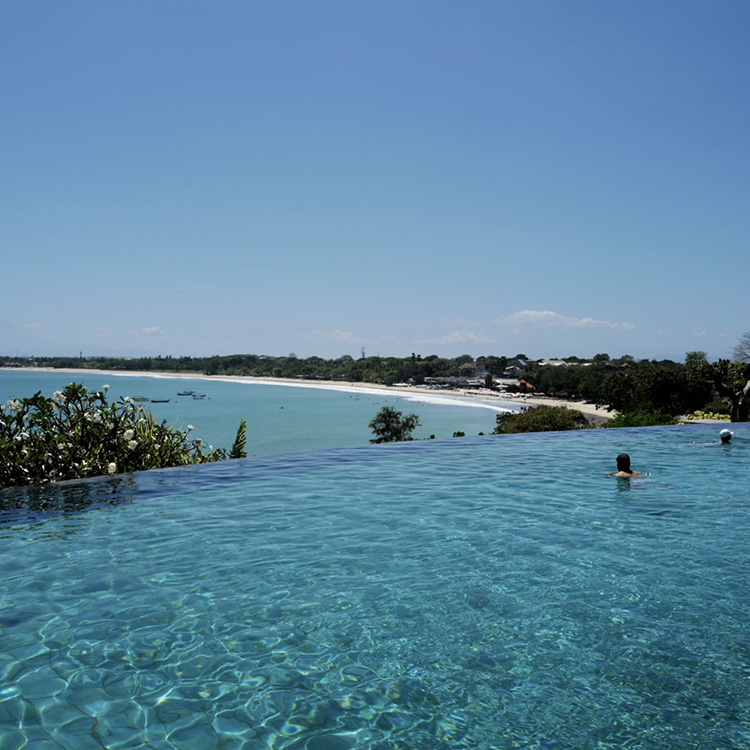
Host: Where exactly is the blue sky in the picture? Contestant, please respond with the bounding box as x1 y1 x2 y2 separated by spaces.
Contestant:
2 1 749 362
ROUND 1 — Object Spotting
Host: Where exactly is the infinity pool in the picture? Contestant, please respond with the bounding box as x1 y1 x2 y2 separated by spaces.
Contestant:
1 424 749 748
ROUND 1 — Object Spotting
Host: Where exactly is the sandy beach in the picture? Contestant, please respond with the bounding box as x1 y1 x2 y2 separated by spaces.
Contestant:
5 367 615 422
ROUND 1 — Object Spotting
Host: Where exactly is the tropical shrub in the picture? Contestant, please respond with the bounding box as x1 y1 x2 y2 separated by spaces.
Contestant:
493 405 591 434
0 382 246 489
369 406 421 443
603 410 677 428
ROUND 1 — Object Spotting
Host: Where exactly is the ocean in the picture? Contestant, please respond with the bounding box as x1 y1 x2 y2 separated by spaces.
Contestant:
0 369 518 457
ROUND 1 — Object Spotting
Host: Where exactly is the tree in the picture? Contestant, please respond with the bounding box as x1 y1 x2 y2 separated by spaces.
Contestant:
700 360 750 422
596 363 712 416
477 355 508 375
493 405 590 434
368 406 421 443
685 351 708 368
613 354 635 365
733 331 750 362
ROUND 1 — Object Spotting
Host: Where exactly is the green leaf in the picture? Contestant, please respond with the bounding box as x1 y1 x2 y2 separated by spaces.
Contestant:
229 419 247 459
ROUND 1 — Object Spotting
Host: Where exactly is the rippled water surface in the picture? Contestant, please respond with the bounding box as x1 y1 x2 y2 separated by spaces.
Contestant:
2 424 749 748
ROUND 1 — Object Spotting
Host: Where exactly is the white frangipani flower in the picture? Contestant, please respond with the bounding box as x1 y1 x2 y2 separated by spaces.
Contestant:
108 462 117 474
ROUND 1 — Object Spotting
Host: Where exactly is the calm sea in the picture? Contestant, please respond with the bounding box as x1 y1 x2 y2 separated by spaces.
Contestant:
0 369 518 457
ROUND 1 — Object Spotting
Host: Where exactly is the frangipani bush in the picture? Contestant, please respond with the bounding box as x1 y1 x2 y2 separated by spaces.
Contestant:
0 382 246 489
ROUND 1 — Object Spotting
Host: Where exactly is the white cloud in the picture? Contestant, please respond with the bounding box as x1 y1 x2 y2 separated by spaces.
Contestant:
692 331 707 337
494 310 635 332
306 329 359 343
416 330 496 346
128 326 165 337
23 322 44 331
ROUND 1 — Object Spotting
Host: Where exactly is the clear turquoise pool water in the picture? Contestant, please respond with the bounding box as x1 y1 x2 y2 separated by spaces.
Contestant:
2 424 749 748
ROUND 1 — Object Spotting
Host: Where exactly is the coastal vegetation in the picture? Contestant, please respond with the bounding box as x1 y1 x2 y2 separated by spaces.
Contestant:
602 411 677 428
493 405 591 434
0 383 246 489
369 406 421 443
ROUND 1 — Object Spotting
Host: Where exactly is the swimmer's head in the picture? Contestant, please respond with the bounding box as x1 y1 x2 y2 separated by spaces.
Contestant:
720 428 734 443
616 453 632 472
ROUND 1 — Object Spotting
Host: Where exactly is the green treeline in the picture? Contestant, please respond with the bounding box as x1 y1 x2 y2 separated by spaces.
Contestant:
3 352 512 385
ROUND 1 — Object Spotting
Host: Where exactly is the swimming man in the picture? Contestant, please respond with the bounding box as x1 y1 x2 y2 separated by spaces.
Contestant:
718 428 734 444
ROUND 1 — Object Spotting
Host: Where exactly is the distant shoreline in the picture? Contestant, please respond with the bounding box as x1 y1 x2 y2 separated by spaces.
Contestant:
2 366 614 421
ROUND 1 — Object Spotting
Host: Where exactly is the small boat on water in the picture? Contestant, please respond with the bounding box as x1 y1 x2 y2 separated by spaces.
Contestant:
150 398 171 403
177 391 195 396
192 393 207 399
132 396 150 403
